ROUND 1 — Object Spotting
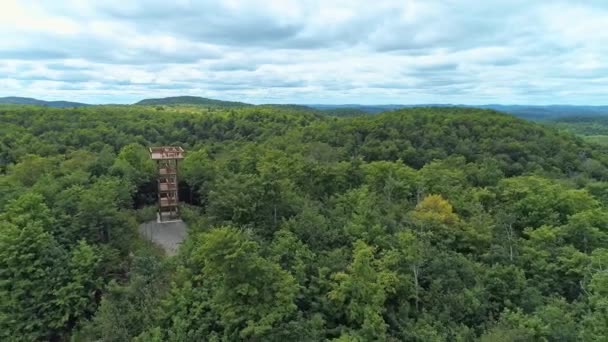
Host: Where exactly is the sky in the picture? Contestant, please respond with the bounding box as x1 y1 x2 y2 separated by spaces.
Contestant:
0 0 607 105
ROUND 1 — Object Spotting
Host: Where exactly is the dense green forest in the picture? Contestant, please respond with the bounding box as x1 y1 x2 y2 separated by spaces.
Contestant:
1 104 608 341
5 95 608 120
548 116 608 146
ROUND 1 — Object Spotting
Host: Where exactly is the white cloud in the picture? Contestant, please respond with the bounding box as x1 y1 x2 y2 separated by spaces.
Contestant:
0 0 607 104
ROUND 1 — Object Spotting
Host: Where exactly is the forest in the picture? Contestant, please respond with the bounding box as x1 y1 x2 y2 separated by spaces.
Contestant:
1 103 608 341
548 116 608 146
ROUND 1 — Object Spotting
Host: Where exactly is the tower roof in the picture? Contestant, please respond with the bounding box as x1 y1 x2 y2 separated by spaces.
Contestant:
149 146 185 160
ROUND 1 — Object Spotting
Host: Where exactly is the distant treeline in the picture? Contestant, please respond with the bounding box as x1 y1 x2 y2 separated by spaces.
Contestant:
3 95 608 120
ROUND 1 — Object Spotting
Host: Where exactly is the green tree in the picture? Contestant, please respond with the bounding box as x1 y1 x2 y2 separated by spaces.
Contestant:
7 154 55 187
55 240 103 332
0 222 68 340
110 143 156 187
497 176 598 230
329 240 397 341
180 148 215 204
75 176 135 251
580 248 608 340
520 225 589 299
77 254 168 342
192 227 298 339
3 192 54 231
361 160 416 204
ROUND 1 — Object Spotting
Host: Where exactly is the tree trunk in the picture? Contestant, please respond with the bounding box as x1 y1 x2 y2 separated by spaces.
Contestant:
506 223 514 262
413 265 420 312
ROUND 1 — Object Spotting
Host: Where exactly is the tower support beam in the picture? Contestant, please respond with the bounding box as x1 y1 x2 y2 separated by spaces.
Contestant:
149 146 185 222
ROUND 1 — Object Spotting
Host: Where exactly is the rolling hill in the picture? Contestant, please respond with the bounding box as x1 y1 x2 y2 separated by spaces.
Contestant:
0 96 90 108
310 104 608 119
3 95 608 121
135 96 252 107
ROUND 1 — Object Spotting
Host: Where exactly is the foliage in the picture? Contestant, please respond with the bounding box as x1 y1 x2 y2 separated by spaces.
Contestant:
2 104 608 340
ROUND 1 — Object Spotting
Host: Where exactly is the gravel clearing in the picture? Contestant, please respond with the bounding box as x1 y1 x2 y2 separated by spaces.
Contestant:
139 220 187 256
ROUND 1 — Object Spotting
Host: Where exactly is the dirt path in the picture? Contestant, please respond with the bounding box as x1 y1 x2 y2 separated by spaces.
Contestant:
139 220 187 256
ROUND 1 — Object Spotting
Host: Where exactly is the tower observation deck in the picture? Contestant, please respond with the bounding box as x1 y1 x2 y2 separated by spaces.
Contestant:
149 146 185 222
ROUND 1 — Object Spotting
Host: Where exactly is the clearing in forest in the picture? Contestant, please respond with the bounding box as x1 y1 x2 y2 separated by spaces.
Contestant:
138 220 187 256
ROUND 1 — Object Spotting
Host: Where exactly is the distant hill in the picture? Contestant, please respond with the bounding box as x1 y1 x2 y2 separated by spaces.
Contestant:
0 96 90 108
259 104 318 112
310 104 408 114
310 104 608 120
135 96 252 107
476 105 608 120
4 94 608 120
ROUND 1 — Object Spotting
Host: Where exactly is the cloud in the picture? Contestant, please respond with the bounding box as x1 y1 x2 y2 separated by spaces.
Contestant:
0 49 71 60
0 0 607 104
208 60 260 72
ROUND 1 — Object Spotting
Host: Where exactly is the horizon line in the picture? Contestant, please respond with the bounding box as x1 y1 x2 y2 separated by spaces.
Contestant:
2 95 608 107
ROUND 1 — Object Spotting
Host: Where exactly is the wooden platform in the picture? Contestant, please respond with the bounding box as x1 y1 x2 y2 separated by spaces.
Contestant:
149 146 185 160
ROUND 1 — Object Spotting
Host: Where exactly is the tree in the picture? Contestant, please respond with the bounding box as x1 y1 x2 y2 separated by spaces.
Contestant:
3 192 54 231
110 143 156 186
335 186 394 247
519 225 589 300
75 176 135 251
191 227 298 339
389 231 429 314
482 264 527 318
411 194 462 248
270 229 315 286
580 248 608 340
329 240 397 340
417 158 467 200
76 254 169 342
7 154 55 187
206 173 264 227
563 209 608 253
110 143 156 205
180 148 215 204
283 202 340 250
0 222 68 340
482 299 579 342
412 194 459 226
496 176 598 230
55 240 103 332
361 160 416 204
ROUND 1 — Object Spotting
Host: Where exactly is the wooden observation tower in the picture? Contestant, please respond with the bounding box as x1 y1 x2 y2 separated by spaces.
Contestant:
149 146 185 222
